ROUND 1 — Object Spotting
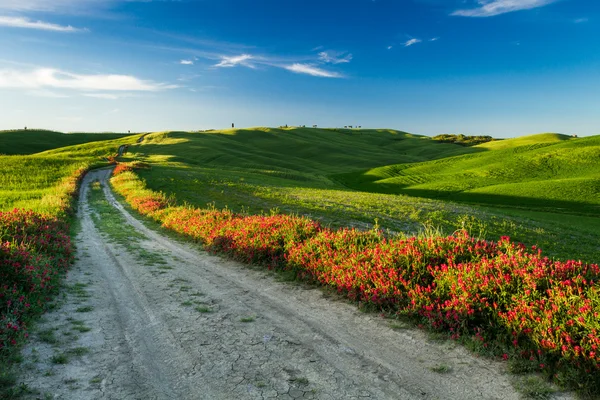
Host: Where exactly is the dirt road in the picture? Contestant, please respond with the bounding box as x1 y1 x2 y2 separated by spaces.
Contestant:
16 169 560 399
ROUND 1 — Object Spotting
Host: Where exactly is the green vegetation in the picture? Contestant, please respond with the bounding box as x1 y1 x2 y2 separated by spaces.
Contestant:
336 134 599 215
432 133 496 146
0 131 139 215
50 353 69 365
118 128 598 262
0 129 132 155
429 364 451 374
195 305 212 313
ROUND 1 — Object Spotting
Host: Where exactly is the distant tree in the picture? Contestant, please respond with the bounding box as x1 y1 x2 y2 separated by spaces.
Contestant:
432 134 496 146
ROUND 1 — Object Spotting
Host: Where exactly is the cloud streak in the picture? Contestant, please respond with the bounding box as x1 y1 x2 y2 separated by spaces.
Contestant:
404 38 422 47
318 51 352 64
452 0 557 17
215 54 254 68
0 16 84 31
284 64 342 78
0 0 111 12
0 67 177 91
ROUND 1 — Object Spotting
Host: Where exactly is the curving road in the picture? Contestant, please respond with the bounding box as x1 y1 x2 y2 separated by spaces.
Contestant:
17 169 564 399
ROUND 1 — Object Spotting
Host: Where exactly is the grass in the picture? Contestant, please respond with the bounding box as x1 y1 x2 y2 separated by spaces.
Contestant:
336 133 600 216
38 329 59 345
0 129 133 156
87 179 170 268
240 316 256 323
119 128 598 263
515 376 555 399
75 306 94 313
67 347 89 357
195 305 212 313
429 364 451 373
0 134 139 215
50 353 69 365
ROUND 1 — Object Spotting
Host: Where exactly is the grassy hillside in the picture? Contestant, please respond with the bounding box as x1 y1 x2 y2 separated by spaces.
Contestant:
119 128 599 263
336 133 600 215
0 129 132 155
475 132 573 150
0 133 141 214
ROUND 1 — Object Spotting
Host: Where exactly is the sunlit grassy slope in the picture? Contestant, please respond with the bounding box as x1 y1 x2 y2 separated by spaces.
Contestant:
336 133 600 215
0 129 131 155
0 132 140 214
122 128 599 263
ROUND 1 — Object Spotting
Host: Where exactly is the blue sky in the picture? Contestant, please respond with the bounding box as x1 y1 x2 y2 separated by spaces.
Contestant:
0 0 598 137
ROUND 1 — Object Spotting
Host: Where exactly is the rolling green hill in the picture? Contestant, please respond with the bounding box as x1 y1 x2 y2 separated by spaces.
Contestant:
134 127 478 172
336 133 600 215
0 129 133 155
0 132 140 214
118 128 600 262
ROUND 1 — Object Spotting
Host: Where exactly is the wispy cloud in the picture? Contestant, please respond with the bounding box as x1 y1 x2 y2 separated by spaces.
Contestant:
0 16 85 31
180 59 194 65
404 38 422 47
0 0 107 12
318 51 352 64
284 64 342 78
0 67 178 91
215 54 254 68
574 17 588 23
452 0 557 17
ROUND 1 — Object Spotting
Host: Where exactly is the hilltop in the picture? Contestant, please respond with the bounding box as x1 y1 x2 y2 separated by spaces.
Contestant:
336 133 600 215
0 129 133 155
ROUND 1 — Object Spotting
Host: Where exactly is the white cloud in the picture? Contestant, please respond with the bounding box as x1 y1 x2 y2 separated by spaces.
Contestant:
0 67 178 91
318 51 352 64
284 64 342 78
387 45 393 50
0 16 84 31
430 37 439 42
452 0 557 17
574 17 588 23
215 54 254 68
0 0 109 12
180 59 194 65
404 38 422 47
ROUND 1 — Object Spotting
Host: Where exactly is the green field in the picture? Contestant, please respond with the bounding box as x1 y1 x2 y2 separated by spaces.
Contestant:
1 126 598 260
113 127 600 263
336 133 600 215
0 132 139 215
0 129 132 155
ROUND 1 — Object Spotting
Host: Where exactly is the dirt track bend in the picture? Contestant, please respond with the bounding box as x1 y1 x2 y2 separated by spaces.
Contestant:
17 169 547 399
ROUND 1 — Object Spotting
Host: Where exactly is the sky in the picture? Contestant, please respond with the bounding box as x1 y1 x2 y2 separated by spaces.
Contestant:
0 0 599 137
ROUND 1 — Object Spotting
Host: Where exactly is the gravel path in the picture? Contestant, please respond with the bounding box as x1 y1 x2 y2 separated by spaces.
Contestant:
16 169 565 399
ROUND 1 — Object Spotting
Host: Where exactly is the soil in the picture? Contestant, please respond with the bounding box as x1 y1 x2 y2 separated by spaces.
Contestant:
16 169 573 399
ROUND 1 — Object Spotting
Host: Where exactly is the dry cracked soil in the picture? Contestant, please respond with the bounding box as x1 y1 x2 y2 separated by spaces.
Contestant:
14 169 575 400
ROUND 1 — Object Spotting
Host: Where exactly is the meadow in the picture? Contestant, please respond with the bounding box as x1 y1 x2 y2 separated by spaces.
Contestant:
0 129 131 156
122 128 599 263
